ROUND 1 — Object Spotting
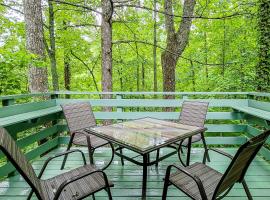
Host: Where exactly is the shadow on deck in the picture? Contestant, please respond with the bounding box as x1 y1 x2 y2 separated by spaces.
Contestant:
0 147 269 200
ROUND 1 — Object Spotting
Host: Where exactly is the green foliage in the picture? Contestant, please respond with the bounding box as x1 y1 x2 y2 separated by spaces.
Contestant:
256 0 270 91
0 5 28 94
0 0 265 94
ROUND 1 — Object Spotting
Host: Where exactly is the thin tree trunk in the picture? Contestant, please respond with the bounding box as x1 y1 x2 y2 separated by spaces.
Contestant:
63 21 71 98
141 62 145 91
24 0 48 93
204 31 209 90
153 0 157 93
101 0 113 124
48 0 59 91
117 47 124 91
161 0 196 102
64 51 71 90
70 51 100 94
190 60 195 91
135 43 140 91
221 18 226 76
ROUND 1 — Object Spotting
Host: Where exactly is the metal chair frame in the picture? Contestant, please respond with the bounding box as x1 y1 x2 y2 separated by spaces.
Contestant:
162 130 270 200
156 101 210 166
60 102 115 170
0 128 113 200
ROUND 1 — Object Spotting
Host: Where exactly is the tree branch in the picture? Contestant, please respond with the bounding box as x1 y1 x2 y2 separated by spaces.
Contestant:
59 23 101 29
49 0 102 15
114 3 254 20
0 2 24 15
70 50 100 94
113 40 235 66
176 0 196 55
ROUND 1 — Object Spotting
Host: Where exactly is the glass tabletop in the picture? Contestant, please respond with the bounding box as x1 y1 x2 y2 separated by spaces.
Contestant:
87 117 206 153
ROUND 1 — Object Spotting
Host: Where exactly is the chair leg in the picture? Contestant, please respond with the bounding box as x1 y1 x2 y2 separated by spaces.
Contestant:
89 148 94 164
92 193 96 200
60 138 73 170
201 133 210 162
26 191 33 200
162 175 170 200
106 186 113 200
119 147 124 166
155 149 160 167
242 179 253 200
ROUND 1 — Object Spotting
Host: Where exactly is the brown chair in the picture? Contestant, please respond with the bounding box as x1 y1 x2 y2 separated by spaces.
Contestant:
178 101 210 163
162 130 270 200
156 101 210 166
61 102 114 170
0 128 113 200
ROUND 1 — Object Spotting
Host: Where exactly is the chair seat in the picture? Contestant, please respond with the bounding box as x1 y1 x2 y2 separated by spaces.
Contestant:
41 164 113 200
169 162 222 200
73 131 109 148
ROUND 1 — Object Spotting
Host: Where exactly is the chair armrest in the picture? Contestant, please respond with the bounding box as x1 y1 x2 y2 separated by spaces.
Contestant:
53 169 112 200
208 148 233 160
38 149 87 178
71 131 93 148
166 164 208 200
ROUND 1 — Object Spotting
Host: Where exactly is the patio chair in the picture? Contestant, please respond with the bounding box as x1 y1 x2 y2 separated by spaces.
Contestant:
61 102 114 170
156 101 210 166
162 129 270 200
0 127 113 200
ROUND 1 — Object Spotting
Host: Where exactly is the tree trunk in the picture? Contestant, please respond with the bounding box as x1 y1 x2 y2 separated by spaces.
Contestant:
161 0 196 100
221 18 226 76
64 51 71 88
141 62 145 91
190 60 195 91
48 0 59 91
101 0 113 124
161 51 177 97
63 21 71 98
256 0 270 91
24 0 48 93
135 43 140 91
204 31 209 90
153 0 158 93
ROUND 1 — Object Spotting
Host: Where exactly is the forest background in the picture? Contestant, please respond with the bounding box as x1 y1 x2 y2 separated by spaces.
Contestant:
0 0 270 96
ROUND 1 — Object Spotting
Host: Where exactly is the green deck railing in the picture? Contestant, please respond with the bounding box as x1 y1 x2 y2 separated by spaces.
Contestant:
0 91 269 178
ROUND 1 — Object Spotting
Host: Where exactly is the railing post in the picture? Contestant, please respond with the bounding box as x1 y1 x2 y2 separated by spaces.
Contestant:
2 98 15 106
50 93 59 100
183 95 188 100
50 93 62 147
2 98 16 176
246 93 255 108
116 94 123 122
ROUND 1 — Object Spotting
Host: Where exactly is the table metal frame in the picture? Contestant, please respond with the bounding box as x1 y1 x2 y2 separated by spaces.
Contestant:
85 118 206 199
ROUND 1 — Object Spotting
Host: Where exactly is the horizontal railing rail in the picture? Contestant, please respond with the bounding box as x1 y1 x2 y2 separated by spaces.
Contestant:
0 91 269 178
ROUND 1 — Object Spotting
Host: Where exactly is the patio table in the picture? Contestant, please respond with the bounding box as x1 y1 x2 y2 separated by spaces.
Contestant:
85 117 206 199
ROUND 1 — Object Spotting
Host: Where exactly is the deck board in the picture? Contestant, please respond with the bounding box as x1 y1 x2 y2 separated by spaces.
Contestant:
0 147 269 199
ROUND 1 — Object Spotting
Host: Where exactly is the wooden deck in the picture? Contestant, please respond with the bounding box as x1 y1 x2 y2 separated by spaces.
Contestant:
0 147 269 200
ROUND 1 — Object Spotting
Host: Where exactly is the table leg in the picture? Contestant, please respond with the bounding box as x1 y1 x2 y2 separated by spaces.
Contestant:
186 137 192 166
142 154 148 199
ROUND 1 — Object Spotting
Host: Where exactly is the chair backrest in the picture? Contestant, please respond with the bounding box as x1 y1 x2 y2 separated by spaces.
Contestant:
0 128 44 199
179 101 209 127
213 130 270 199
61 102 96 133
